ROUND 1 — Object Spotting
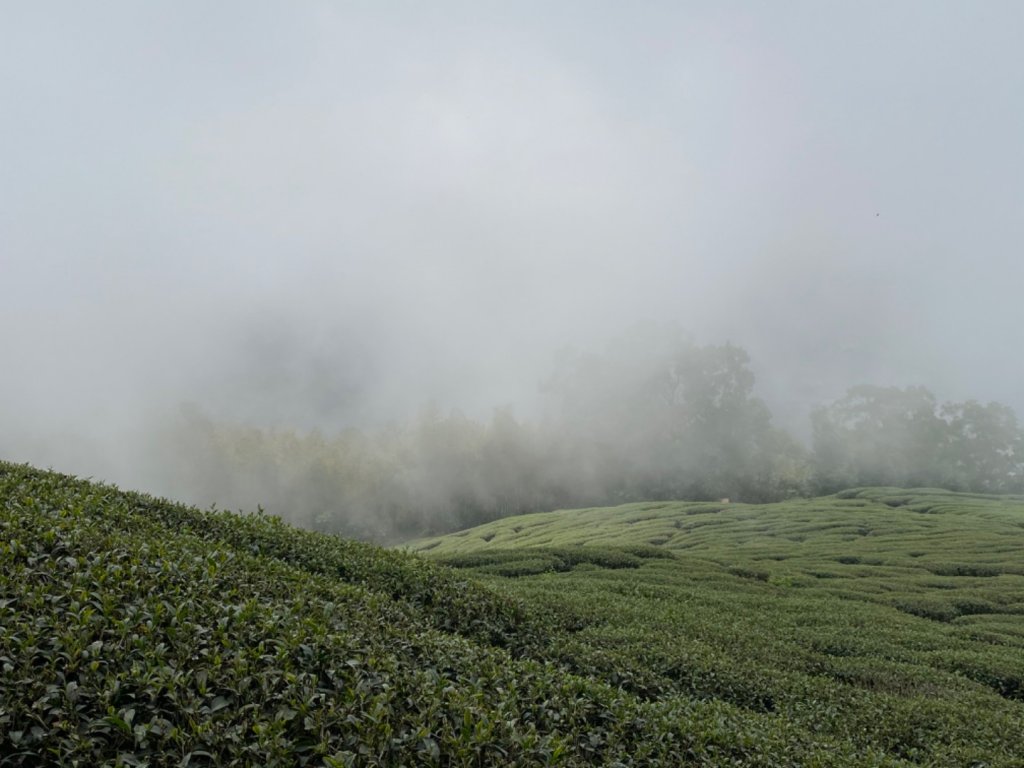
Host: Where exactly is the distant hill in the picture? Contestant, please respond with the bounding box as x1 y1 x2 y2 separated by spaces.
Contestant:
4 462 1024 766
410 488 1024 584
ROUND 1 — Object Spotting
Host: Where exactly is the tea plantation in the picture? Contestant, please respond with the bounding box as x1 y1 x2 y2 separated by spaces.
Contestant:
413 491 1024 765
4 462 1024 766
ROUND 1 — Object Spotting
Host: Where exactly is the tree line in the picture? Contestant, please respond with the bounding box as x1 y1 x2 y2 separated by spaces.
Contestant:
153 329 1024 542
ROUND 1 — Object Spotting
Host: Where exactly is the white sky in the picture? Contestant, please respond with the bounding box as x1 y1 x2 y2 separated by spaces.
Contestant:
2 1 1023 482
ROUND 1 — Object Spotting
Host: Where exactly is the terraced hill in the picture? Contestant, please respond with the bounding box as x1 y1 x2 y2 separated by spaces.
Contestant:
4 463 1024 766
411 490 1024 765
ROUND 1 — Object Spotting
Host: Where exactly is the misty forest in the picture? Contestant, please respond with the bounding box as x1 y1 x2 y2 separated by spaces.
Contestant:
158 328 1024 542
4 3 1024 767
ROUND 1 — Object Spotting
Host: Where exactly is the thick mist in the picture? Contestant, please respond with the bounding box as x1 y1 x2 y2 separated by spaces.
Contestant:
3 3 1023 527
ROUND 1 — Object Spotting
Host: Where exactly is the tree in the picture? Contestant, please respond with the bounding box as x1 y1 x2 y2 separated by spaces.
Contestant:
542 327 803 502
811 386 1024 493
811 385 942 490
941 400 1024 492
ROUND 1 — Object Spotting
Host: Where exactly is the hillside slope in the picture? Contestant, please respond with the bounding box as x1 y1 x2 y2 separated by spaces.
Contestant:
412 490 1024 766
411 488 1024 564
412 489 1024 625
0 462 884 767
4 463 1024 766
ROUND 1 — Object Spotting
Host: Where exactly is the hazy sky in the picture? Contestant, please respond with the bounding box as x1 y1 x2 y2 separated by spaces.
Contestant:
2 1 1023 484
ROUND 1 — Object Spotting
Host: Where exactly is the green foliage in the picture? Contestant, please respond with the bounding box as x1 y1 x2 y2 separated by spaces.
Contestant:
812 385 1024 494
417 487 1024 766
541 331 809 504
10 462 1024 764
435 546 672 577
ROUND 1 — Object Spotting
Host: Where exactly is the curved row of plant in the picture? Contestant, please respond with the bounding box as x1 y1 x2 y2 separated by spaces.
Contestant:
420 490 1024 766
2 462 904 766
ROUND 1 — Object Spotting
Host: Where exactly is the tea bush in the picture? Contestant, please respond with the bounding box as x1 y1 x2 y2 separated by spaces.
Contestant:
6 463 1024 765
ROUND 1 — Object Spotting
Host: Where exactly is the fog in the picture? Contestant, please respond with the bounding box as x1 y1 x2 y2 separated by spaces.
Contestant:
3 2 1023 522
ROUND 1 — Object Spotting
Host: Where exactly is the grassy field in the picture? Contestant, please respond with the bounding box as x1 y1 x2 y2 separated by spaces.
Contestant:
4 462 1024 766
